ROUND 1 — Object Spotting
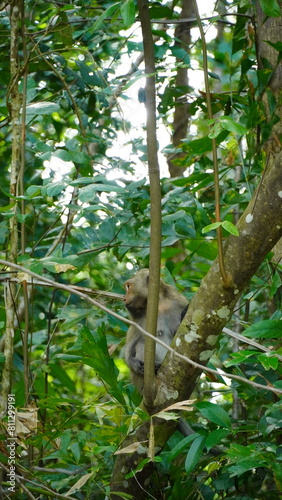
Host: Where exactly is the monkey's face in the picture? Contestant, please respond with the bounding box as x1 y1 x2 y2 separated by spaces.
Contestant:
124 274 148 318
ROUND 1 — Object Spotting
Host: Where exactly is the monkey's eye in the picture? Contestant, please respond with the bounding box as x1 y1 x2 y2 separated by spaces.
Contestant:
125 283 131 292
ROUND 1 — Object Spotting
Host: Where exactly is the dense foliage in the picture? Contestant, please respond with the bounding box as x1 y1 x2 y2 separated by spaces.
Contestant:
0 0 281 498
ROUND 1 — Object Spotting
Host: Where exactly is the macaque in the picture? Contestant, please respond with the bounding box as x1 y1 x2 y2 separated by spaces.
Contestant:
124 268 188 392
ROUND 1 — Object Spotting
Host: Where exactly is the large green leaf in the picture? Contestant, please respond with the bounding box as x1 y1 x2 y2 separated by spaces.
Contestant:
168 433 200 462
121 0 136 26
26 101 60 114
243 320 282 339
205 429 229 451
92 2 121 31
196 402 231 429
220 116 247 135
229 460 267 477
184 435 206 473
259 0 280 17
258 353 279 370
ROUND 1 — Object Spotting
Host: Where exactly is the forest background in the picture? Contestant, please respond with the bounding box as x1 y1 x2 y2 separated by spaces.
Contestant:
0 0 282 499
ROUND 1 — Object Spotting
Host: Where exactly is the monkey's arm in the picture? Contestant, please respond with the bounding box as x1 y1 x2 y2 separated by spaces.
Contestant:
125 327 146 376
125 327 162 376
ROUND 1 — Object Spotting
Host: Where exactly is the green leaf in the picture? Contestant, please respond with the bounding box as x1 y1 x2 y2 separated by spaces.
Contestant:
121 0 136 26
69 151 91 164
258 353 279 370
60 429 72 451
17 213 31 223
208 71 220 80
168 434 200 462
267 41 282 52
243 319 282 339
227 443 254 460
229 460 267 477
148 4 173 18
26 185 41 198
184 435 206 473
175 216 196 238
170 46 190 65
208 120 222 139
76 62 104 87
99 218 116 242
259 0 280 17
222 220 239 236
205 429 229 451
94 182 125 194
26 102 60 115
70 176 105 186
220 116 247 135
92 3 121 31
43 181 68 197
54 12 73 46
163 210 187 222
0 202 16 212
273 464 282 491
17 256 43 275
183 136 213 155
196 402 231 429
269 271 282 299
49 363 76 392
224 350 257 367
53 149 71 161
70 441 81 463
78 183 124 203
202 222 221 234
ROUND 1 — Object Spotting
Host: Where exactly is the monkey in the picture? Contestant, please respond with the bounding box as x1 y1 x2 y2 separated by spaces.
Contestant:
124 268 188 392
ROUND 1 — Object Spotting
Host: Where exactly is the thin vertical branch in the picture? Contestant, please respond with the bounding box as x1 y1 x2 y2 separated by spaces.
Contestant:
192 0 232 287
137 0 162 408
1 0 22 403
20 0 30 406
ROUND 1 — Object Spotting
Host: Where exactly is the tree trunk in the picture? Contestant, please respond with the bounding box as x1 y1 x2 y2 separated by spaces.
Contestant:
167 0 193 178
1 0 22 408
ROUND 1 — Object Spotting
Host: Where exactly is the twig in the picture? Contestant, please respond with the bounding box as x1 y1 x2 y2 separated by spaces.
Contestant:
223 327 282 362
0 276 124 301
192 0 232 287
0 462 36 500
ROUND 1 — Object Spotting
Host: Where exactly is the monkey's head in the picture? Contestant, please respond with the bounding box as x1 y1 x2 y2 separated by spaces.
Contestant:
124 269 149 318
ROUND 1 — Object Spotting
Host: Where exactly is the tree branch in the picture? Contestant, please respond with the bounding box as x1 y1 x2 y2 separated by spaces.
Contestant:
192 0 231 287
138 0 162 408
1 0 22 407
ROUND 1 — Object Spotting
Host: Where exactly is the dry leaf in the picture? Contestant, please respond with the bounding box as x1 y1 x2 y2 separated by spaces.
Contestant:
157 399 195 414
54 263 76 273
16 404 38 437
17 272 32 283
114 440 148 455
65 472 93 495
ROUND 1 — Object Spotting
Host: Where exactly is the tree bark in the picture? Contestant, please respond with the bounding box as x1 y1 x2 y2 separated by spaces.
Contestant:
167 0 193 178
1 0 22 408
137 0 162 408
